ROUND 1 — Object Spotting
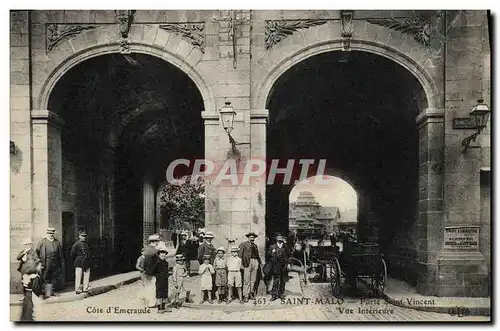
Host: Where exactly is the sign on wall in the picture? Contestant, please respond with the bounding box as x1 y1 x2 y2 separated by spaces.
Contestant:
444 226 479 250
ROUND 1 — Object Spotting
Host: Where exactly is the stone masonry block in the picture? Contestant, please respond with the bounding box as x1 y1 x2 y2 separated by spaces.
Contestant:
165 33 182 55
154 29 171 48
185 48 204 68
10 32 29 47
129 25 145 43
64 10 95 23
10 97 30 110
10 46 29 60
10 72 29 85
176 39 194 60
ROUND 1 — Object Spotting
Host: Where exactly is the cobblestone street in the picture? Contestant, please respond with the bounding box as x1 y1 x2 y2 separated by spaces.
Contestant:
11 280 489 322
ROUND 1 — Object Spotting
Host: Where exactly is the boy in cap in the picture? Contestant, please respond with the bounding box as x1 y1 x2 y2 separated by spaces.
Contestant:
227 246 243 304
70 230 91 294
175 231 191 277
152 245 171 313
171 254 194 308
214 247 228 303
198 255 215 304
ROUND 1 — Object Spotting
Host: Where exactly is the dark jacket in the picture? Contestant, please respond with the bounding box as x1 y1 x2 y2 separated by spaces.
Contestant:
152 259 169 299
238 241 261 268
17 248 37 273
266 244 289 274
35 237 63 271
176 241 190 260
197 242 216 265
70 240 91 269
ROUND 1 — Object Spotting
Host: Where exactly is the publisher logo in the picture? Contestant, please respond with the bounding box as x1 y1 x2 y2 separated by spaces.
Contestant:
449 306 469 317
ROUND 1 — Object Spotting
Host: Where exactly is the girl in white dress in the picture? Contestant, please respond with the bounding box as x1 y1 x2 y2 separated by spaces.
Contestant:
198 255 215 304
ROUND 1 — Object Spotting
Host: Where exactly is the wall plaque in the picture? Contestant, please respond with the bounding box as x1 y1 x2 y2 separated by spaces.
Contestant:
444 226 479 250
452 117 476 129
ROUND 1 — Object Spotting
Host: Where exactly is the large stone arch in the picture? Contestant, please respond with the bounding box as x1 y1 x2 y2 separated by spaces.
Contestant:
256 21 445 295
30 23 215 254
253 20 440 111
35 24 215 113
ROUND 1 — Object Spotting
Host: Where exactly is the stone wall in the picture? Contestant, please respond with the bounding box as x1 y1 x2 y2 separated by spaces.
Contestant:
438 10 490 297
9 9 491 296
10 10 32 293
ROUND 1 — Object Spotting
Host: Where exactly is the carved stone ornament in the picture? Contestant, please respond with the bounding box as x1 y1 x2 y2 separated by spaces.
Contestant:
119 39 132 54
341 10 354 51
46 24 95 52
366 16 431 46
159 23 205 53
265 19 327 50
115 10 136 39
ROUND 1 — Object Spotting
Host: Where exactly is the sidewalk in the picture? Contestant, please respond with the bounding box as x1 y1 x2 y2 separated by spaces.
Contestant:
383 278 490 316
10 271 142 306
10 252 177 306
10 263 304 312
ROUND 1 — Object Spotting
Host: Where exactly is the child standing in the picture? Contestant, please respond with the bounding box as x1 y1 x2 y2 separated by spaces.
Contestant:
152 246 171 313
20 260 43 321
198 254 215 304
227 246 243 304
171 254 194 308
214 247 228 303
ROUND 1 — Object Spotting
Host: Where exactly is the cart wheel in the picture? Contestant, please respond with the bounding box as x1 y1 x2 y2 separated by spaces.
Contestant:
373 258 387 297
329 257 341 298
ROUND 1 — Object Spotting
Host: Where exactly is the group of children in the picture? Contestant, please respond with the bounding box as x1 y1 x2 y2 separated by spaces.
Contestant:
137 244 246 313
137 242 194 314
199 246 244 304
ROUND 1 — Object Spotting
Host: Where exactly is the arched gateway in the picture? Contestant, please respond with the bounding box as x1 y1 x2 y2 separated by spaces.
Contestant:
10 10 489 298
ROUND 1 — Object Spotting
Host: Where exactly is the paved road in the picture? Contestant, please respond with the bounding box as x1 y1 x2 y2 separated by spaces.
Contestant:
11 280 489 322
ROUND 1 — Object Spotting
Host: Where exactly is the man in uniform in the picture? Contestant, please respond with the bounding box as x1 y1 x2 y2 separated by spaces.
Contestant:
266 233 289 301
238 231 261 302
35 227 64 298
70 230 91 294
197 231 216 297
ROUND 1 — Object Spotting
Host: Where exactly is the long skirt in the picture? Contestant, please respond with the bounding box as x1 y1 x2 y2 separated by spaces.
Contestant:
139 274 157 307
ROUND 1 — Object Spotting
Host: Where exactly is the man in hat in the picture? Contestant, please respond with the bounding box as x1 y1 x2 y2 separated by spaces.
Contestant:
17 238 36 274
142 234 161 308
70 230 91 294
35 227 63 298
197 231 216 297
238 231 261 301
266 233 289 301
175 231 191 277
17 238 37 301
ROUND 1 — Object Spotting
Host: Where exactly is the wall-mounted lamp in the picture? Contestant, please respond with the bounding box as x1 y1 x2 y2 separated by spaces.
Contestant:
219 102 250 155
453 99 491 153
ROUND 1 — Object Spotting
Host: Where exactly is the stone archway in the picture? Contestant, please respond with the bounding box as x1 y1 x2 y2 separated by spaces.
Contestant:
258 41 444 295
31 27 214 272
36 24 215 112
255 39 439 111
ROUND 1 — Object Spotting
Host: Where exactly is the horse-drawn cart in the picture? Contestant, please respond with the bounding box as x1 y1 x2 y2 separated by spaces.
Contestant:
307 241 387 298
